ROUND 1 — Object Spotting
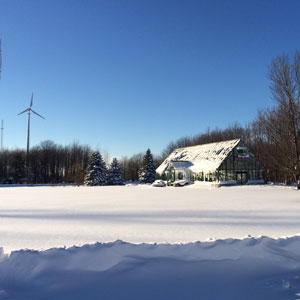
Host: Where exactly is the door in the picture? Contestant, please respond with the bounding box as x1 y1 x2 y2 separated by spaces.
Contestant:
166 169 175 185
236 172 248 185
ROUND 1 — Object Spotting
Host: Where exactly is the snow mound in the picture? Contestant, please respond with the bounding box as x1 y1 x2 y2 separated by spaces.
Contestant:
0 237 300 299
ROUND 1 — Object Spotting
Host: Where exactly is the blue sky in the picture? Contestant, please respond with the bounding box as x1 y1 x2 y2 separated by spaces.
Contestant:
0 0 300 158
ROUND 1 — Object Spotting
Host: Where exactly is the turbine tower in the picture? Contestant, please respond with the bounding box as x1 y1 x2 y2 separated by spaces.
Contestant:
0 39 2 80
17 93 45 164
1 120 3 151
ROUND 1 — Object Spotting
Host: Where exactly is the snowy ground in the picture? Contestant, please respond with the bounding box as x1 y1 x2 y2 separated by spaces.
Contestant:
0 237 300 300
0 184 300 299
0 184 299 252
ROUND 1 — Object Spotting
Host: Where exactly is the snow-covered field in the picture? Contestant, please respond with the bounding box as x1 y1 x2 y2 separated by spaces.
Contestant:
0 184 300 299
0 184 299 252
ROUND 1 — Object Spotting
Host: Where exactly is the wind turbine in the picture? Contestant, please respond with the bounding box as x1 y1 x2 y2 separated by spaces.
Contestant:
18 93 45 163
1 120 4 151
1 120 3 151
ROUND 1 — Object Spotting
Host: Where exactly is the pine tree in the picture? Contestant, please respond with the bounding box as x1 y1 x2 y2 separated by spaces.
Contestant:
108 158 125 185
138 148 156 184
10 153 26 184
84 151 107 186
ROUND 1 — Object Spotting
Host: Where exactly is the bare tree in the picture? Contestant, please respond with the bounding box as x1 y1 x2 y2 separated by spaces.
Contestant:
262 51 300 188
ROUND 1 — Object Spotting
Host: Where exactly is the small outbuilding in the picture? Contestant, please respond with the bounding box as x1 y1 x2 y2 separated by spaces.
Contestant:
156 139 264 186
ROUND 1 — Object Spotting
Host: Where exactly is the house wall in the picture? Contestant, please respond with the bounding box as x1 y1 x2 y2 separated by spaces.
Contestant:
188 144 264 184
217 145 264 183
164 167 190 182
174 169 190 181
191 171 217 182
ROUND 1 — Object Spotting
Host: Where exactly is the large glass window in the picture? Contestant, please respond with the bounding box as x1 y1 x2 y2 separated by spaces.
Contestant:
217 145 264 182
198 172 204 181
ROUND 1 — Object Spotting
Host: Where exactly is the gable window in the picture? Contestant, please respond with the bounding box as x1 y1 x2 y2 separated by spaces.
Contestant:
236 147 248 157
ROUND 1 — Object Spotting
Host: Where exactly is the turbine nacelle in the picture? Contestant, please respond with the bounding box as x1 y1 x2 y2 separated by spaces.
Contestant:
17 93 45 119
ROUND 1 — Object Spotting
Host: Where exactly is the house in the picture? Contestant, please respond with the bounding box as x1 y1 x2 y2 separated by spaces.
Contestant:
156 139 264 185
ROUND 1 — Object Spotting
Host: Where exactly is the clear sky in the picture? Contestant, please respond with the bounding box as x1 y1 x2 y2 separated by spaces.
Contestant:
0 0 300 158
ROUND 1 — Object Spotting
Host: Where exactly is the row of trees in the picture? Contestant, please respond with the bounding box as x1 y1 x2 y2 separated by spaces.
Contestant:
0 141 159 185
84 152 124 186
84 148 156 186
0 141 91 184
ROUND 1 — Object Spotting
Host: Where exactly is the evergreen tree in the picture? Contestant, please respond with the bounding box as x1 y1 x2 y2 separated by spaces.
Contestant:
84 151 107 186
108 158 125 185
138 148 156 184
10 153 26 184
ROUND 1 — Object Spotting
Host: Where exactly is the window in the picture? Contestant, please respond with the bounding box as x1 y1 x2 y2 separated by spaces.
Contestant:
236 147 248 157
178 172 183 180
198 172 204 181
207 172 216 182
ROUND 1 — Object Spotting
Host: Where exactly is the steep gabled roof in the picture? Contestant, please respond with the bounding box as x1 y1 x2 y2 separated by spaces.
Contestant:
156 139 240 175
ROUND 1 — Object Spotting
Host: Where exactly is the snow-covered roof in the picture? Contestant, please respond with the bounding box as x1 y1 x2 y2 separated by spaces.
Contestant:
156 139 240 175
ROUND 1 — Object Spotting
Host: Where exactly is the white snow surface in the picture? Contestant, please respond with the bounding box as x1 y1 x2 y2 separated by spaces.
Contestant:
156 139 240 174
0 184 300 252
1 184 300 299
0 237 300 299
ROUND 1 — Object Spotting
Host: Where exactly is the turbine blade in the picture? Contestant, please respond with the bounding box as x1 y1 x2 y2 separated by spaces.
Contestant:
17 109 28 116
30 93 33 107
31 109 45 119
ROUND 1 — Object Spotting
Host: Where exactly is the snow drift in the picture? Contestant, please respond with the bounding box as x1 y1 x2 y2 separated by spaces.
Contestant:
0 237 300 299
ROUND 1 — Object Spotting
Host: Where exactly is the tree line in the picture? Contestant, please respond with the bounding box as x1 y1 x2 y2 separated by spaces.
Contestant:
0 140 161 185
84 148 156 186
